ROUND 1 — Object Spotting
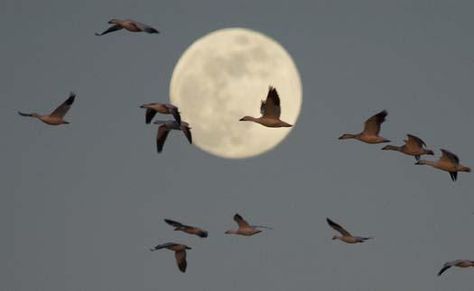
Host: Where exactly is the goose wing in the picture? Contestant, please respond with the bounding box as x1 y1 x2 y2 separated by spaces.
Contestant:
326 218 352 236
145 108 158 124
95 24 123 36
150 242 177 251
181 124 192 144
164 104 181 125
131 20 159 33
234 213 251 228
260 87 281 119
362 110 387 136
438 261 454 276
440 149 460 165
18 112 33 117
175 250 187 272
164 219 184 228
156 125 171 153
405 134 426 149
49 92 75 118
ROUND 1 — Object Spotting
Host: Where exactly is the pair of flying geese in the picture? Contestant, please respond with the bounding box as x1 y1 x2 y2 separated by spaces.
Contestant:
338 110 471 181
328 218 474 276
150 214 270 273
141 86 291 153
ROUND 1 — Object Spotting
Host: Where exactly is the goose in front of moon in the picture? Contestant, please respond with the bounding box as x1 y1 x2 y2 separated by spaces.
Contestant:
140 103 181 125
239 86 292 127
153 120 192 153
170 28 302 159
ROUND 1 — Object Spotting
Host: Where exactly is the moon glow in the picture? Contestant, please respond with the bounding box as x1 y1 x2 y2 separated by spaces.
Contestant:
170 28 302 159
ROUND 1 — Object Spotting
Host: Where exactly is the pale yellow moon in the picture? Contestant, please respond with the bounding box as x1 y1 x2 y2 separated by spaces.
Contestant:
170 28 302 159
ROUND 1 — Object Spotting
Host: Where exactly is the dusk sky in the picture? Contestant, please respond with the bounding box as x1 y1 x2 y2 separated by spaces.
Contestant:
3 1 474 290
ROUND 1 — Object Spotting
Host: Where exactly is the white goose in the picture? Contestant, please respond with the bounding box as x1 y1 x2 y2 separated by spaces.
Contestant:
95 19 159 36
382 134 434 160
225 213 271 236
438 259 474 276
338 110 390 144
416 149 471 181
153 120 192 153
326 218 372 244
140 103 180 125
150 242 191 273
239 86 292 128
18 92 76 126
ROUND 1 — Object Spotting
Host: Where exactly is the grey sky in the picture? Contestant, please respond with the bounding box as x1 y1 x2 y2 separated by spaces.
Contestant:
2 1 474 290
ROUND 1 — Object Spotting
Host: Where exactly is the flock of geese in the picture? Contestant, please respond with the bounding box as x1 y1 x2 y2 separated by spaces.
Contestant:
16 18 474 279
339 110 471 182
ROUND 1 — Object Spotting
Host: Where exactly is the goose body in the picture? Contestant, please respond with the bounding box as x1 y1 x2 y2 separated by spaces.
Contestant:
153 120 192 153
338 110 390 144
95 19 159 36
150 242 191 273
18 92 76 126
416 149 471 181
382 134 434 160
438 259 474 276
140 103 180 124
164 219 208 238
326 218 372 244
239 86 292 128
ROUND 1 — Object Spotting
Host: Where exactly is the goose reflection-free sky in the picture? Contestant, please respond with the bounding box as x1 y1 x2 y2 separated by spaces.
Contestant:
2 1 474 290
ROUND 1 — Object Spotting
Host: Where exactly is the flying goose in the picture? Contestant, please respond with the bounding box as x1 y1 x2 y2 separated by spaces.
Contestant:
326 218 372 244
164 219 208 238
382 134 434 160
140 103 181 125
338 110 390 144
150 242 191 273
18 92 76 126
225 213 271 236
152 120 192 153
438 259 474 276
95 19 159 36
239 86 292 128
416 149 471 181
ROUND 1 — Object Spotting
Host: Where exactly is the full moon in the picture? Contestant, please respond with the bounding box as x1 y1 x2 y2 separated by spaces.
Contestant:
170 28 302 159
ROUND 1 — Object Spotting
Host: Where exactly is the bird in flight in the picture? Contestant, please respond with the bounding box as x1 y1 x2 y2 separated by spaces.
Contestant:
153 120 192 153
326 218 372 244
95 19 159 36
438 259 474 276
150 242 191 273
338 110 390 144
18 92 76 126
239 86 292 128
382 134 434 161
140 103 181 125
225 213 271 236
416 149 471 181
164 219 208 238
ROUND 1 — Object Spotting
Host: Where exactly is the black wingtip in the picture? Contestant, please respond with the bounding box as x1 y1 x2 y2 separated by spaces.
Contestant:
146 27 160 34
66 93 76 105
